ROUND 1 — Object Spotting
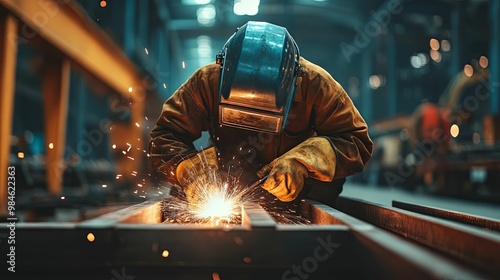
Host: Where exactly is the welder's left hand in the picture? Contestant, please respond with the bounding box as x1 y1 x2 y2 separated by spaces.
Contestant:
257 137 337 202
176 146 219 207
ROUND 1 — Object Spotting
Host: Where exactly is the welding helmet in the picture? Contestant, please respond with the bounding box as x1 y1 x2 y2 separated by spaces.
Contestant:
216 21 302 134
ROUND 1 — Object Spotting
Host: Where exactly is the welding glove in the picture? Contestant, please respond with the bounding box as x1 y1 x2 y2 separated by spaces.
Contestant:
257 137 336 202
176 146 219 206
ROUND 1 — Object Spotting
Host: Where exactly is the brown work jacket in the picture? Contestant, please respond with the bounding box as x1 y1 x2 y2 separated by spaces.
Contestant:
149 57 373 187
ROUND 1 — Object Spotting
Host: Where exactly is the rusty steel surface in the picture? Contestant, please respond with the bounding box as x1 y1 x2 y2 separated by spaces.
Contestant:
306 200 490 280
335 196 500 278
0 197 497 279
241 203 277 229
1 199 359 279
393 200 500 232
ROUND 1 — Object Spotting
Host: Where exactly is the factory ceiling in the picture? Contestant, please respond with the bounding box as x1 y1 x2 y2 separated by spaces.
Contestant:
160 0 490 57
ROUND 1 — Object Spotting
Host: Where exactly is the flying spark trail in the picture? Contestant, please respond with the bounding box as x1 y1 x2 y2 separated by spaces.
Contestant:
161 154 311 225
162 169 256 225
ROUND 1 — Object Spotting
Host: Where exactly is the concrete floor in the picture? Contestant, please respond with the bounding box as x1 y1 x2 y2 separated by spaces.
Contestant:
341 182 500 220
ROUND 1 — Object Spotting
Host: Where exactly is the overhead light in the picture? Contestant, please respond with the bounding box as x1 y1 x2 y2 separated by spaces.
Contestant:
463 64 473 77
410 55 422 68
429 38 440 51
450 124 459 138
410 53 429 69
197 4 216 25
182 0 212 5
369 75 385 90
430 49 441 62
479 56 488 68
234 0 260 16
441 39 451 52
197 36 212 58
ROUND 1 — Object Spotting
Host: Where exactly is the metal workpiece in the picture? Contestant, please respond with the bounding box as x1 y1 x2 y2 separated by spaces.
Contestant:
241 203 277 229
392 200 500 232
0 196 498 279
335 196 500 278
307 200 491 280
77 199 163 228
111 199 355 273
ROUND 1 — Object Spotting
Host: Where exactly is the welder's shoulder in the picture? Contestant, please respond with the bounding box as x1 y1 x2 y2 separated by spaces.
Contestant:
179 62 220 98
300 57 337 83
191 62 220 83
299 57 346 100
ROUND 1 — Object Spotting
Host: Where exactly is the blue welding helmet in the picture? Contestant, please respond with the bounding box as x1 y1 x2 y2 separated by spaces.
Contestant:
216 21 302 134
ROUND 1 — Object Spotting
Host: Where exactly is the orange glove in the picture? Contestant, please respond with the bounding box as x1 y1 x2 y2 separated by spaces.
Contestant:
176 147 219 206
257 137 336 202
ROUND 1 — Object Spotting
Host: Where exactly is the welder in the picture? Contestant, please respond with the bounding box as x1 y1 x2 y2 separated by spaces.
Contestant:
148 21 373 207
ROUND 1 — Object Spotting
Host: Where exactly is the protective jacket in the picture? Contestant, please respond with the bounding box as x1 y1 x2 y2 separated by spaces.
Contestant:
149 57 373 198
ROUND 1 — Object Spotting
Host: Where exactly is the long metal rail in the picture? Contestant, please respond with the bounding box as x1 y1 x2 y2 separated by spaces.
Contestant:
335 196 500 277
1 196 498 279
392 199 500 232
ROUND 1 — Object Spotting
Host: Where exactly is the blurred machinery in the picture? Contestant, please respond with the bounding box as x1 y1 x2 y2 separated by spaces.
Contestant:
367 68 500 201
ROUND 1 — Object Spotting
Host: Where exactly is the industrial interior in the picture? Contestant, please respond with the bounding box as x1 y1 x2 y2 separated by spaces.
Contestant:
0 0 499 279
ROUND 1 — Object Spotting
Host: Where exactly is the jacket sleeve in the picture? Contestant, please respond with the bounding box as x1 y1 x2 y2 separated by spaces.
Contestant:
304 63 373 179
148 66 216 184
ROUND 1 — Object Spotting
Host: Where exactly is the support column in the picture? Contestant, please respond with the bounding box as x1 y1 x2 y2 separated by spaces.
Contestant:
484 0 500 145
361 47 373 125
43 57 70 195
449 4 461 78
489 0 499 115
123 0 136 54
387 31 397 117
0 12 18 215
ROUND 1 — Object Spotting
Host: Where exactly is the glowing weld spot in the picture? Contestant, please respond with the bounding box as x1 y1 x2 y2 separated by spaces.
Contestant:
196 196 235 219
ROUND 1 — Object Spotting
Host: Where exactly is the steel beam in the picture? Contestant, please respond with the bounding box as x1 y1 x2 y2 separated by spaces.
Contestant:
1 197 496 278
0 0 149 190
393 200 500 232
78 199 163 228
241 203 276 229
0 0 143 100
0 201 357 279
42 57 70 195
307 200 490 280
335 196 500 277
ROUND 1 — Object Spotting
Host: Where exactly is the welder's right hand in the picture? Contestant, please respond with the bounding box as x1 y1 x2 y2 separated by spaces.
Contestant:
257 137 336 202
176 146 219 206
